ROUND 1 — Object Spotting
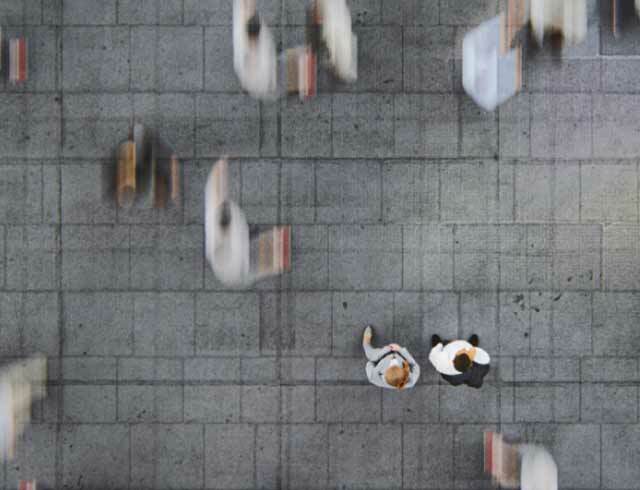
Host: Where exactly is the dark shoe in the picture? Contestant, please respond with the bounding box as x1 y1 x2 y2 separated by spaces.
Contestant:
431 334 442 347
468 334 479 347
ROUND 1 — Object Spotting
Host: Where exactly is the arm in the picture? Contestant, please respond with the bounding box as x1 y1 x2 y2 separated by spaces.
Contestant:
365 362 387 388
474 347 491 365
363 343 392 363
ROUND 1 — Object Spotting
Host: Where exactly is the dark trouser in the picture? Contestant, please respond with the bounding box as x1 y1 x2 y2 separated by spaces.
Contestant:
441 362 490 389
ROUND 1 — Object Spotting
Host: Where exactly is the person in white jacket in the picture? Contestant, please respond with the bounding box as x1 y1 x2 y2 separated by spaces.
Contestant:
362 326 420 390
429 334 490 388
315 0 357 82
233 0 277 99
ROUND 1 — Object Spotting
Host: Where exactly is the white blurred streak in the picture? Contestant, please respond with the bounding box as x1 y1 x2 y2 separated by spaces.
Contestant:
316 0 358 81
530 0 587 46
519 445 559 490
233 0 278 99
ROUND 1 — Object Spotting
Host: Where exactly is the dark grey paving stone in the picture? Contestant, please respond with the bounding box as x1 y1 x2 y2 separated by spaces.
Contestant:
527 59 601 93
594 95 640 158
281 424 329 489
594 292 640 355
0 166 54 224
62 424 130 490
329 424 401 488
63 0 116 24
62 357 117 382
205 424 254 489
453 424 496 488
581 384 638 423
118 0 183 24
0 0 42 24
403 424 454 488
280 164 316 224
440 384 499 422
185 385 240 423
8 424 57 490
602 424 640 489
604 225 640 290
582 163 638 223
453 225 500 290
460 98 498 158
282 97 332 158
118 385 183 422
61 163 116 224
581 357 639 382
381 0 439 25
131 424 204 489
403 225 454 290
62 27 130 91
515 357 580 382
241 357 278 383
602 59 640 92
240 159 280 223
118 358 183 382
460 291 499 354
404 27 456 92
498 93 530 158
63 385 116 423
515 383 580 422
382 385 439 422
204 26 239 92
440 0 497 25
241 385 280 423
0 293 59 356
349 26 403 92
382 162 439 224
6 226 58 290
281 386 316 422
317 386 380 423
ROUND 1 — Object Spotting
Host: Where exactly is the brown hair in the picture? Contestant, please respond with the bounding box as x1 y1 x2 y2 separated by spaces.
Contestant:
384 362 411 389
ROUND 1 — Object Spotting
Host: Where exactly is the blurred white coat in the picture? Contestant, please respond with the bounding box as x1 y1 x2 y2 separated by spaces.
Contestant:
317 0 357 81
519 444 559 490
530 0 587 46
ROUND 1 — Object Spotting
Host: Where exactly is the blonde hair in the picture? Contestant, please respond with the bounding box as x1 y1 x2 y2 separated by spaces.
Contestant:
384 362 410 389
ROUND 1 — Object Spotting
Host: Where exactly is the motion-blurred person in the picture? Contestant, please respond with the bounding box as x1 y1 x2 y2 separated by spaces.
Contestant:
530 0 587 46
429 334 490 388
362 326 420 390
314 0 357 81
233 0 277 99
205 158 290 288
463 13 522 111
485 432 558 490
0 356 47 460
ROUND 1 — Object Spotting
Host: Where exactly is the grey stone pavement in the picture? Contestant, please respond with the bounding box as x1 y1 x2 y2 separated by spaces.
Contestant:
2 0 640 489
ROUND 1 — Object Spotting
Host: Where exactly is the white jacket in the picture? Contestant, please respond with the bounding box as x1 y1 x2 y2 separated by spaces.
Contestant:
519 444 558 490
429 340 490 376
317 0 357 81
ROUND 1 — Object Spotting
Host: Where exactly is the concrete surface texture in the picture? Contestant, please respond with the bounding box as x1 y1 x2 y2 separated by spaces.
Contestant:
0 0 638 489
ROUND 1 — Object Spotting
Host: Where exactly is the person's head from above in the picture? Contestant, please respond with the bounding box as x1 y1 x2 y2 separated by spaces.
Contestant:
384 355 410 389
219 201 232 229
247 13 261 40
453 352 472 373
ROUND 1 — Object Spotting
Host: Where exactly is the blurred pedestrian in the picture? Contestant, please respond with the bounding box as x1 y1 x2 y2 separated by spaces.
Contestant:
315 0 357 81
362 326 420 390
530 0 587 46
429 334 490 388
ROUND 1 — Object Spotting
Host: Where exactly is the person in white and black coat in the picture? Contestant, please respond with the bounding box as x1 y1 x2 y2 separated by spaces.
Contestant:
429 334 490 389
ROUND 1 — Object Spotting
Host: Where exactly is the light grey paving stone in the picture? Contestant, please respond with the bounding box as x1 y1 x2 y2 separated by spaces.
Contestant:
498 93 530 158
63 385 116 423
316 160 381 223
0 166 47 224
131 424 204 490
581 384 638 423
241 385 280 423
61 163 116 224
287 226 329 289
205 424 254 489
602 59 640 92
403 27 455 92
602 424 640 489
63 357 116 382
130 225 203 290
43 0 63 24
382 162 439 223
184 357 240 382
347 26 402 92
0 94 61 158
403 424 454 489
350 0 382 25
515 357 580 382
316 357 367 383
498 291 533 355
118 0 183 24
0 0 42 24
0 293 59 356
282 97 332 158
62 27 129 91
528 295 555 356
61 225 130 290
241 357 278 383
551 292 592 354
281 357 315 383
509 226 555 291
280 164 315 224
594 95 640 158
332 292 394 356
133 293 195 356
131 26 204 91
196 94 264 157
382 385 439 423
527 59 601 93
195 293 260 355
62 424 129 490
118 357 183 382
441 160 503 222
240 159 279 223
332 94 394 158
63 94 132 158
281 386 315 422
187 0 280 25
64 293 134 356
553 225 602 290
329 424 401 488
204 26 238 91
3 27 58 92
515 163 581 222
395 94 459 157
440 384 499 422
525 424 601 488
256 424 280 489
440 0 498 25
460 98 499 158
500 385 515 423
328 225 402 290
63 0 116 24
281 424 329 489
118 385 183 422
8 424 57 490
317 386 381 423
403 225 454 290
460 291 499 354
382 0 439 25
261 292 332 356
393 292 460 358
593 293 640 355
185 385 240 423
454 225 500 290
453 424 497 488
184 159 241 225
582 163 638 222
604 225 640 290
131 93 196 159
581 357 639 382
6 226 58 290
515 383 579 422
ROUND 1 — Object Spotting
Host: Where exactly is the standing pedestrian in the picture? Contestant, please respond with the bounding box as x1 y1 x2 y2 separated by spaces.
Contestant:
429 334 490 388
362 326 420 390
